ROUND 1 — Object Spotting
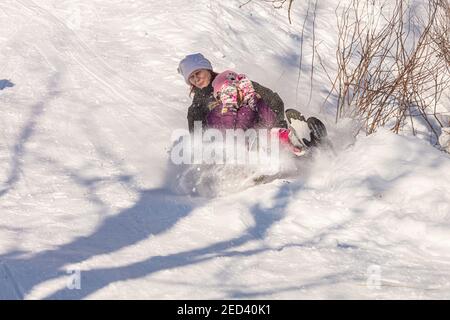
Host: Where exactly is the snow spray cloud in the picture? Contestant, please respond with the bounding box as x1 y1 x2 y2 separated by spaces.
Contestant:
170 121 280 168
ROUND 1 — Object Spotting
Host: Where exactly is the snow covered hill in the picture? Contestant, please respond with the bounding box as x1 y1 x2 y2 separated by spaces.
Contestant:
0 0 449 299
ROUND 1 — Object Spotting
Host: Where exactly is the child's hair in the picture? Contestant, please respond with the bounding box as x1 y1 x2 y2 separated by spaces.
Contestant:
189 70 218 96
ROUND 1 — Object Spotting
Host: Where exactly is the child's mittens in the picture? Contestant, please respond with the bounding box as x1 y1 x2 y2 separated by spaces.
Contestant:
236 74 257 110
213 73 240 114
212 70 258 113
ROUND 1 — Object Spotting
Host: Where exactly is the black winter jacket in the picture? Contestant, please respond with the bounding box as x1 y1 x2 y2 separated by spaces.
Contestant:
187 80 287 132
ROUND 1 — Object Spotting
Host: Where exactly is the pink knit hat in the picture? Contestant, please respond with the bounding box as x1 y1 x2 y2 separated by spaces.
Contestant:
211 70 239 97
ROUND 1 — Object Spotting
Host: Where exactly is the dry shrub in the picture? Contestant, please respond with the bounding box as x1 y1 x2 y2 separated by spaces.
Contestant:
329 0 450 138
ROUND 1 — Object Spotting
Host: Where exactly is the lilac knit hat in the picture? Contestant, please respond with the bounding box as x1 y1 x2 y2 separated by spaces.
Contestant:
177 53 213 85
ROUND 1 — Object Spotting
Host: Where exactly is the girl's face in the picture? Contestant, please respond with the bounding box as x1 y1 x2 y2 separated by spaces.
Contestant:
189 69 212 89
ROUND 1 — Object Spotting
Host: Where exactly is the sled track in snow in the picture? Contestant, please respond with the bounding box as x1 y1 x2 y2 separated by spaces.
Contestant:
12 0 168 125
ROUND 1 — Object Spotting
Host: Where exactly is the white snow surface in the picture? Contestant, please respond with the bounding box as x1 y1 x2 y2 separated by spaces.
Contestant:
0 0 449 299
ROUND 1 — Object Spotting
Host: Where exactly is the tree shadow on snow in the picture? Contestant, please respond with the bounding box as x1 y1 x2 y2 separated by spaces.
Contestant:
42 157 358 299
0 182 198 299
0 75 60 198
40 181 306 299
0 130 350 299
0 79 14 90
0 106 200 298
